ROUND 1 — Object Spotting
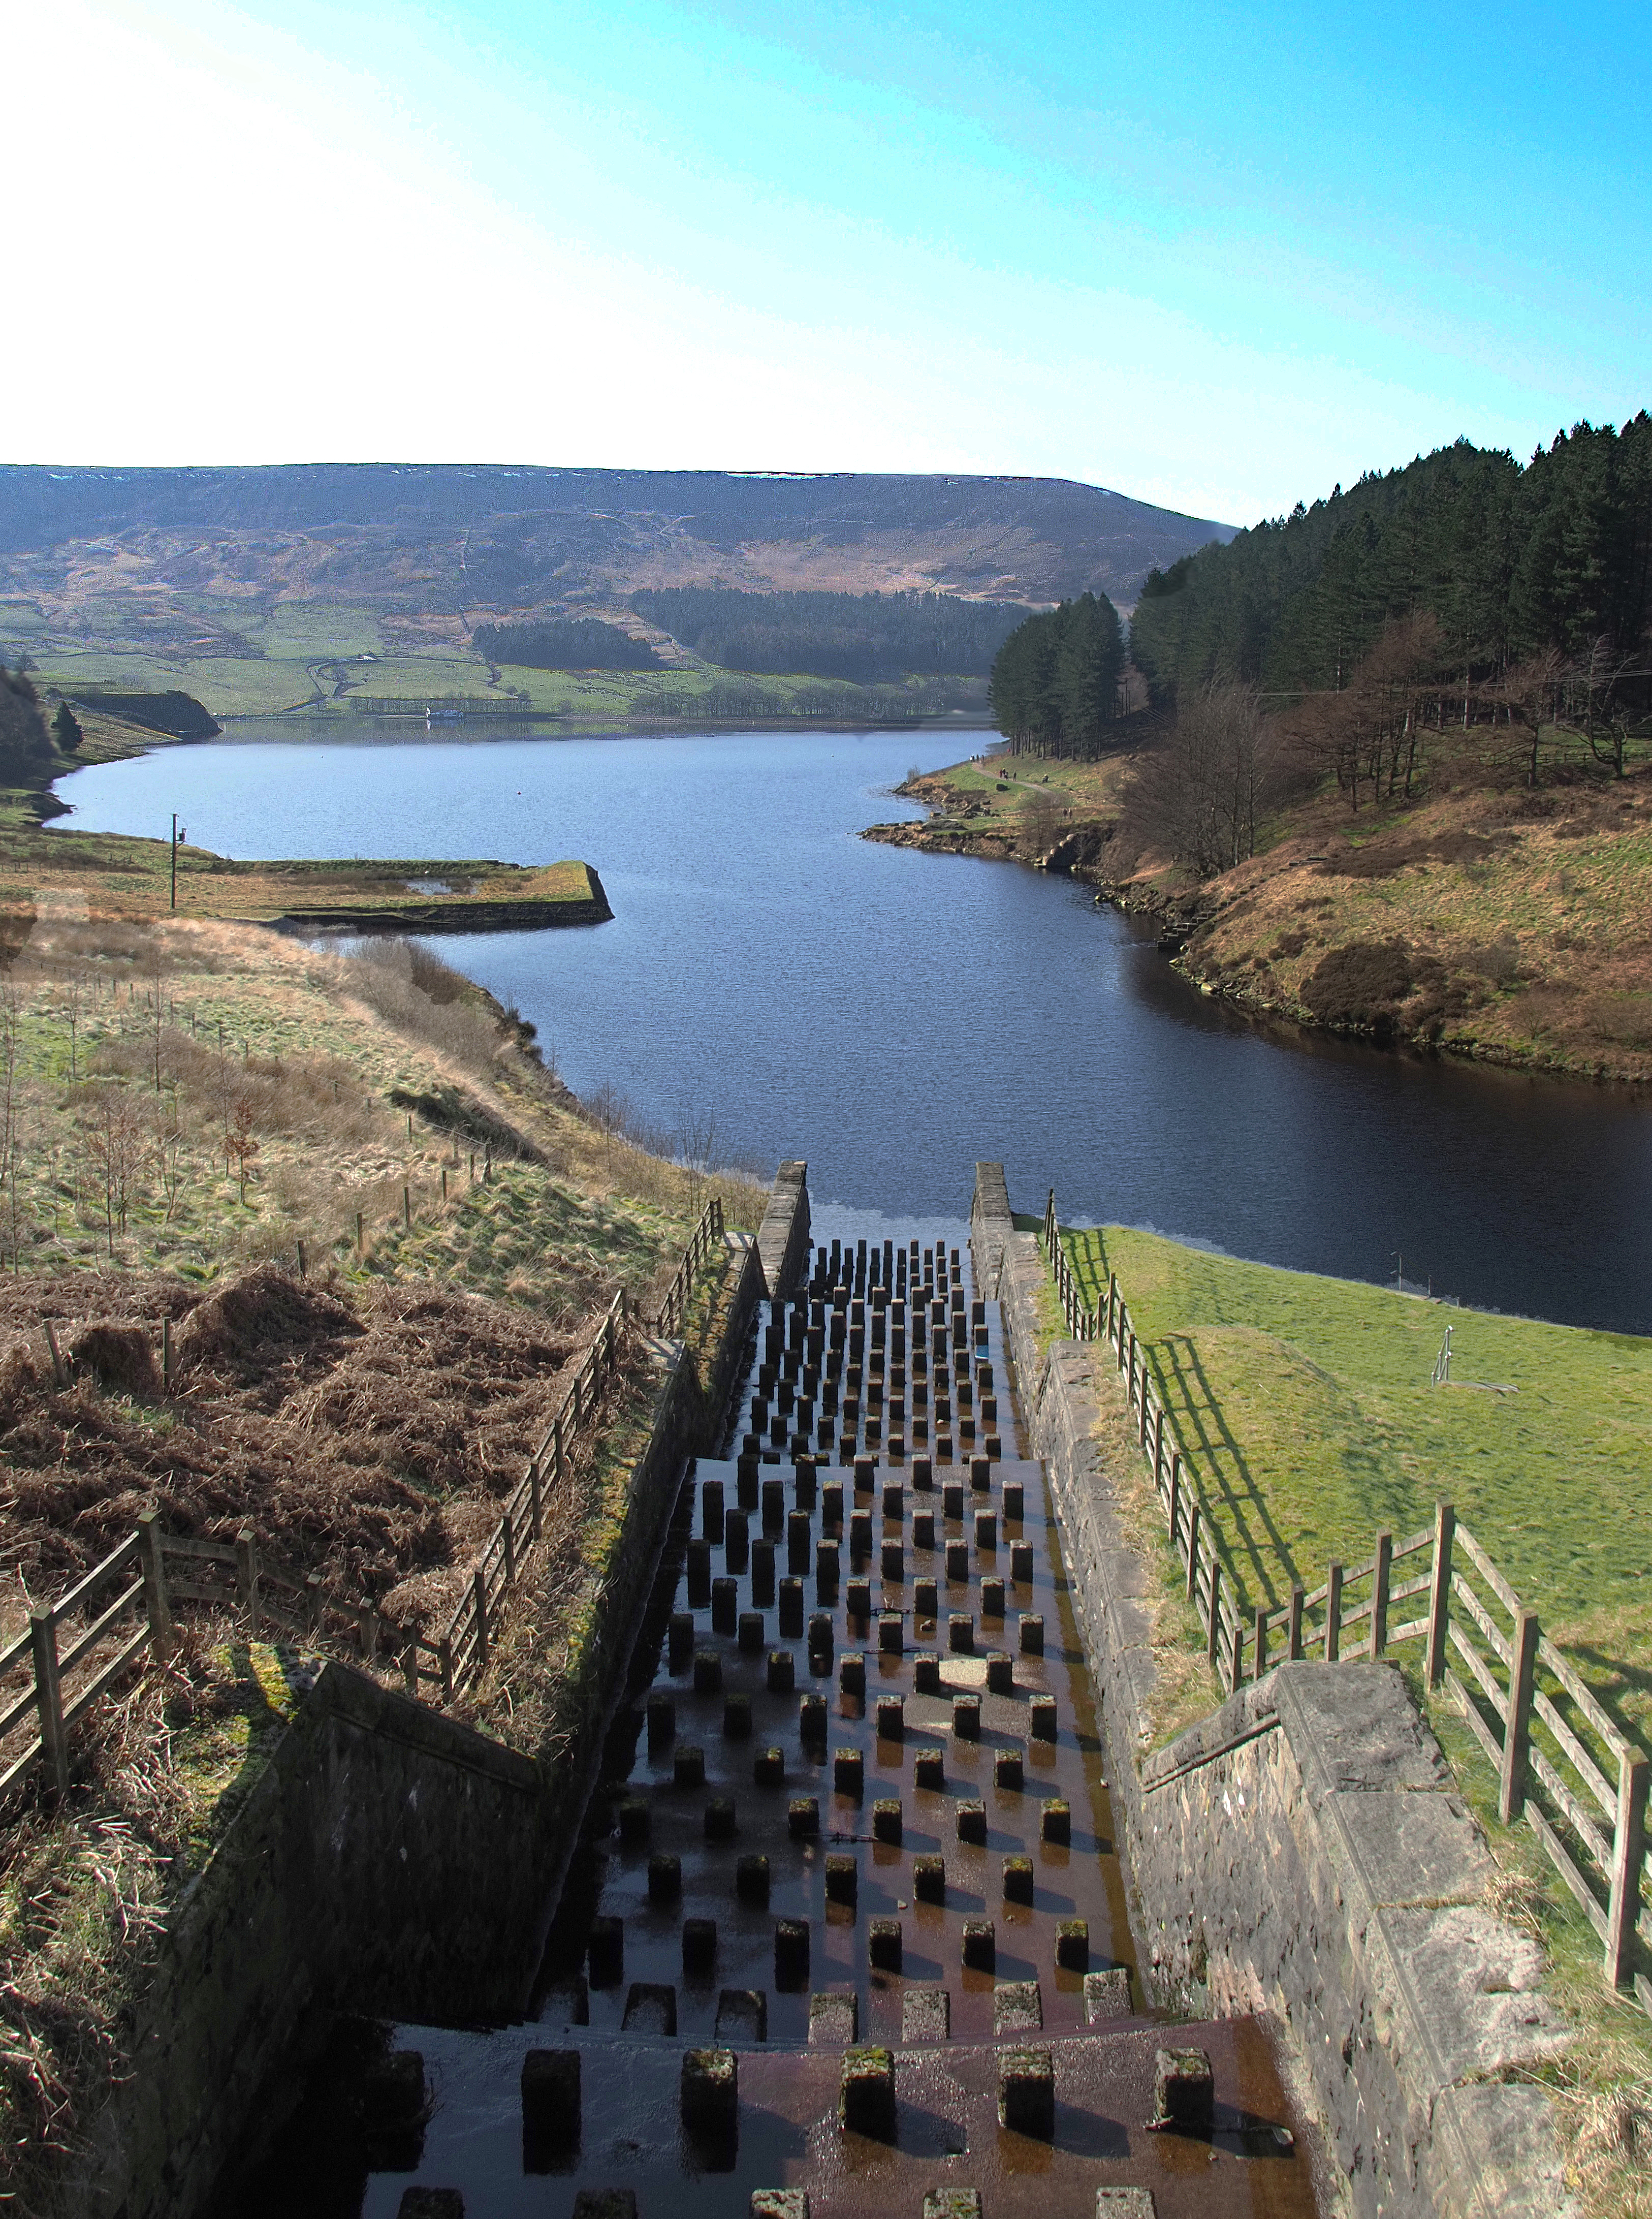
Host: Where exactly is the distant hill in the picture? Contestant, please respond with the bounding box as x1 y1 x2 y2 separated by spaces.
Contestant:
0 464 1233 716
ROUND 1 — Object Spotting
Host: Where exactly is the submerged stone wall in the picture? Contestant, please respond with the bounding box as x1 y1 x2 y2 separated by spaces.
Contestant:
969 1162 1574 2219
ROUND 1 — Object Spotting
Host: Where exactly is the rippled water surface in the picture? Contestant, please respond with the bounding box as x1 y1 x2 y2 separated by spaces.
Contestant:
51 723 1652 1331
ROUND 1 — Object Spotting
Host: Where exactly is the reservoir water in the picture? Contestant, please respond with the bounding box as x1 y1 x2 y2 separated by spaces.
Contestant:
50 723 1652 1334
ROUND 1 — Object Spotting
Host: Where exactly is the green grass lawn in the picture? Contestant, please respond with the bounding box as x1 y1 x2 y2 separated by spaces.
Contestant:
1060 1225 1652 1733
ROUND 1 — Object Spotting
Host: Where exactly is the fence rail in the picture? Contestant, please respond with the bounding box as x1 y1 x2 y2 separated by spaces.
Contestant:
0 1198 733 1815
1037 1194 1651 2010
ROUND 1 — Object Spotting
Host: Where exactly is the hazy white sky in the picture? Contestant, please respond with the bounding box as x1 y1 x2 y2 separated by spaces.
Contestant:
10 0 1648 523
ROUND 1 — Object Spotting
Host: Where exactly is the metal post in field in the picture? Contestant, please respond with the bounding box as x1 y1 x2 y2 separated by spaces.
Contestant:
1499 1609 1540 1824
1426 1503 1455 1689
30 1608 69 1796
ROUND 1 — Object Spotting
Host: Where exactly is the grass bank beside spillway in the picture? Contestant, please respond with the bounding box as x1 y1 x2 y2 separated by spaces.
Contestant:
1060 1224 1652 1736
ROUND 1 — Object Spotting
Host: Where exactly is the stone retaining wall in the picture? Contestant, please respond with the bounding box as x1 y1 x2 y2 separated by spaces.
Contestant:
969 1163 1574 2219
756 1159 811 1301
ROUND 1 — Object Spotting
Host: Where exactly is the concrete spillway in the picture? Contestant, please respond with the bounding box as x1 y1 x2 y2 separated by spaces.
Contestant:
229 1236 1322 2219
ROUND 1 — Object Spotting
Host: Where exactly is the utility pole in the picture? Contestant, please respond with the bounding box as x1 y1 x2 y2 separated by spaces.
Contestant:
170 813 178 911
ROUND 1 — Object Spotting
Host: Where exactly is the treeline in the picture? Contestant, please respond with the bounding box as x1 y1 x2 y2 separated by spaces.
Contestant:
473 619 660 671
0 668 55 783
1131 415 1652 701
70 690 219 739
630 587 1030 680
988 592 1126 755
627 681 964 723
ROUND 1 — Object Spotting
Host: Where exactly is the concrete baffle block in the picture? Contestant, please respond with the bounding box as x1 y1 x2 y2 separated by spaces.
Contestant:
788 1796 820 1839
872 1797 903 1843
970 1456 991 1492
942 1483 965 1521
775 1917 811 1988
362 2049 426 2125
834 1746 865 1798
986 1652 1015 1694
717 1988 768 2042
1011 1542 1035 1584
692 1650 722 1696
807 1610 834 1662
913 1854 945 1902
980 1576 1005 1619
948 1614 975 1654
763 1477 786 1536
751 2194 810 2219
913 1745 946 1790
838 2047 896 2138
875 1694 905 1739
840 1653 867 1697
646 1692 676 1748
736 1855 772 1907
1041 1798 1071 1846
912 1455 933 1490
751 1536 775 1605
913 1516 937 1554
877 1611 903 1655
945 1540 970 1583
648 1853 683 1903
703 1478 725 1541
724 1694 753 1738
810 1989 860 2045
570 2196 637 2219
1094 2194 1156 2218
398 2194 464 2219
868 1918 902 1971
753 1746 785 1789
952 1694 980 1740
799 1693 828 1742
824 1853 858 1905
903 1985 951 2042
1002 1856 1034 1904
788 1509 812 1573
737 1453 760 1507
681 2048 738 2133
521 2048 580 2141
961 1920 995 1971
994 1746 1025 1793
850 1510 873 1560
795 1457 818 1510
1002 1481 1025 1522
617 1797 650 1846
768 1648 796 1694
588 1917 623 1987
923 2194 981 2219
1085 1967 1133 2021
881 1539 904 1582
974 1512 997 1552
669 1612 695 1669
846 1576 872 1621
705 1797 739 1842
854 1455 876 1494
1056 1919 1089 1970
712 1576 739 1635
1149 2046 1213 2133
998 2047 1055 2138
1030 1696 1058 1741
815 1541 840 1599
687 1540 712 1606
725 1508 750 1574
683 1918 718 1976
821 1480 845 1532
779 1577 805 1636
913 1650 941 1692
994 1980 1043 2033
955 1799 987 1845
622 1982 677 2035
1019 1614 1045 1657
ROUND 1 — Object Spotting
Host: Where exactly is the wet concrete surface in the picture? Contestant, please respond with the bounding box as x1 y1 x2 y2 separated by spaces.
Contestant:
226 1240 1323 2219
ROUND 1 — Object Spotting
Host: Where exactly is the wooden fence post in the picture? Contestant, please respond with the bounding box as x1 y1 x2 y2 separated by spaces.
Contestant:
1606 1753 1649 1991
137 1509 172 1652
304 1573 324 1632
1206 1560 1223 1664
403 1643 419 1697
440 1634 456 1703
553 1416 565 1487
1230 1616 1246 1694
502 1511 516 1585
473 1570 489 1671
236 1528 260 1637
1426 1502 1455 1689
1185 1503 1200 1604
44 1319 66 1389
1371 1531 1393 1658
529 1461 543 1544
1499 1608 1540 1824
1253 1606 1268 1683
1324 1564 1343 1663
29 1608 69 1796
1288 1585 1305 1661
1167 1454 1181 1551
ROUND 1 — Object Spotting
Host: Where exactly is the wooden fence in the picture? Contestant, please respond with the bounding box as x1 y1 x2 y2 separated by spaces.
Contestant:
655 1198 725 1337
1038 1195 1651 2011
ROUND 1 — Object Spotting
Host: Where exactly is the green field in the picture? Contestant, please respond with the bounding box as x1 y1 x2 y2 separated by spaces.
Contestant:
1061 1226 1652 1731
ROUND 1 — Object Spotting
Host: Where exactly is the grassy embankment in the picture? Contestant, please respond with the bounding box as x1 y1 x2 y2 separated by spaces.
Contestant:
0 903 767 2203
873 741 1652 1082
1042 1222 1652 2207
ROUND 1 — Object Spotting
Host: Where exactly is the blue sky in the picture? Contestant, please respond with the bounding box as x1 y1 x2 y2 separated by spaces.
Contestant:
11 0 1648 521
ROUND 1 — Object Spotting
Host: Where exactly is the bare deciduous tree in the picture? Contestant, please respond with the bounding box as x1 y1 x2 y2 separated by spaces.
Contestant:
78 1085 146 1256
1130 681 1272 876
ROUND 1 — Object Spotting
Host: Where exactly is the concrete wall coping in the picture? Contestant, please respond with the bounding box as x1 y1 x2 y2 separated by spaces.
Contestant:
756 1160 811 1301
